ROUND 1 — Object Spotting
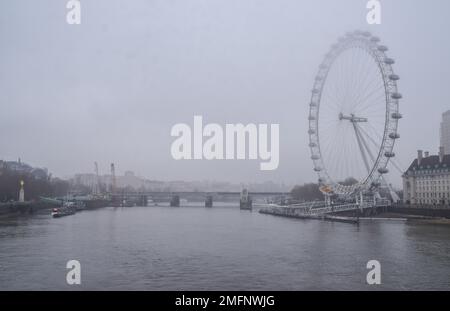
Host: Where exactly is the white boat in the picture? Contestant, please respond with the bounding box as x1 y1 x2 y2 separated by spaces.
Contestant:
51 202 76 218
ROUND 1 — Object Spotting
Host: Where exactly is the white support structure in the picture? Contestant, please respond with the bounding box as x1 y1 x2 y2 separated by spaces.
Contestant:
18 180 25 202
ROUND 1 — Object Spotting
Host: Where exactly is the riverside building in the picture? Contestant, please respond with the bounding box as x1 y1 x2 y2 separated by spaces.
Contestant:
403 147 450 205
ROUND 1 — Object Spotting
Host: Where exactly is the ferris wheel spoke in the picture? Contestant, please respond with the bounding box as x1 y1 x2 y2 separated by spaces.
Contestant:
357 83 385 104
351 67 384 109
365 122 386 144
354 56 380 99
357 101 386 115
320 125 340 136
359 123 383 150
347 53 370 111
354 89 386 114
336 51 349 104
350 49 373 108
340 51 357 107
323 126 343 157
321 93 344 112
327 73 346 108
353 79 385 110
355 103 385 121
330 125 348 173
343 52 356 108
322 79 343 106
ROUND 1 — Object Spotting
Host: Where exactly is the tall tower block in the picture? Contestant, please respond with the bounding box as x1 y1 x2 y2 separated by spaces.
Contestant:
440 110 450 154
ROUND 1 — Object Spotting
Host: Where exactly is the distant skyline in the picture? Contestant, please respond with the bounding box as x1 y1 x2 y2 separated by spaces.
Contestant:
2 1 450 187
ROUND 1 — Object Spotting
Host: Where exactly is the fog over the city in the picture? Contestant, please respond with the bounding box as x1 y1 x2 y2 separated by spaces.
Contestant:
1 0 450 187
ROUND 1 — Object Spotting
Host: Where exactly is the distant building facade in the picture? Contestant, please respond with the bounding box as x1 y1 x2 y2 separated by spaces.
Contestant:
403 147 450 205
440 110 450 154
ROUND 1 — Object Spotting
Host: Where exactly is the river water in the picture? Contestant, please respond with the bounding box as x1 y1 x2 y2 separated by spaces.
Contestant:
1 203 450 290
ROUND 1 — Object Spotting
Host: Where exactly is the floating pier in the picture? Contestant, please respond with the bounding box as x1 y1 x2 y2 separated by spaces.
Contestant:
259 205 359 224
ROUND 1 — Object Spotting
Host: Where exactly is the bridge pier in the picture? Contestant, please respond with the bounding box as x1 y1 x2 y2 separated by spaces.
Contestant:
170 195 180 207
239 189 252 210
138 195 148 207
205 195 213 208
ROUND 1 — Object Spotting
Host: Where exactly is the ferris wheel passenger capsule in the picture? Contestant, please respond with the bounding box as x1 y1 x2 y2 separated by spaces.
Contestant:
384 58 395 65
378 45 388 52
391 93 402 99
384 151 396 158
389 132 400 139
391 112 403 119
378 167 389 174
389 74 400 81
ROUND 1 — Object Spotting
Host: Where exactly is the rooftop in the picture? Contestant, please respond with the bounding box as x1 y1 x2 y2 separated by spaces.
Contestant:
406 154 450 172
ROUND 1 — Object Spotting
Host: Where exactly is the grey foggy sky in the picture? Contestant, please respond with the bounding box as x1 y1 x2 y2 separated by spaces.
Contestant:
1 0 450 187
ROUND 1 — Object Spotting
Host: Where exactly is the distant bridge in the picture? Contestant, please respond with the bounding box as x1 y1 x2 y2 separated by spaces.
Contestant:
110 191 290 196
109 191 291 205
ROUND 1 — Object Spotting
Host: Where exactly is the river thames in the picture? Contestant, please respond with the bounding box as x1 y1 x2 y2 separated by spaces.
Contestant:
1 203 450 290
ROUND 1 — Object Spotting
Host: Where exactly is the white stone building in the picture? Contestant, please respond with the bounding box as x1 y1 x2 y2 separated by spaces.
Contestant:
403 147 450 205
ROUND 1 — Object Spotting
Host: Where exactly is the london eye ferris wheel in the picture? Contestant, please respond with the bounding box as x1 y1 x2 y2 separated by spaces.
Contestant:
308 30 402 198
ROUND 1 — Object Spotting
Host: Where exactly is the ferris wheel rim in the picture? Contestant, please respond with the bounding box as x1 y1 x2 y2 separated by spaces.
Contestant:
308 30 401 196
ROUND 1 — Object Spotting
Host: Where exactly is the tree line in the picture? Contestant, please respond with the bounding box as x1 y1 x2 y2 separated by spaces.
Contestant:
290 178 358 201
0 167 69 202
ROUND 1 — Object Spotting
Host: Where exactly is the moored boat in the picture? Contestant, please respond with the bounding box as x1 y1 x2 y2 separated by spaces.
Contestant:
51 202 76 218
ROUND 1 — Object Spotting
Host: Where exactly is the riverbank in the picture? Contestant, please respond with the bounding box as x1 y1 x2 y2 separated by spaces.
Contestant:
388 204 450 218
0 201 51 218
258 204 450 226
366 212 450 225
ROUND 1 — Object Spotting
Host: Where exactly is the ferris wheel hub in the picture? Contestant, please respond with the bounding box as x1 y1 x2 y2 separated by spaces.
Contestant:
338 113 368 123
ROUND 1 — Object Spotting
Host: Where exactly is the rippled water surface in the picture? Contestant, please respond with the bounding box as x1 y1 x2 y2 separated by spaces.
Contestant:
1 204 450 290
